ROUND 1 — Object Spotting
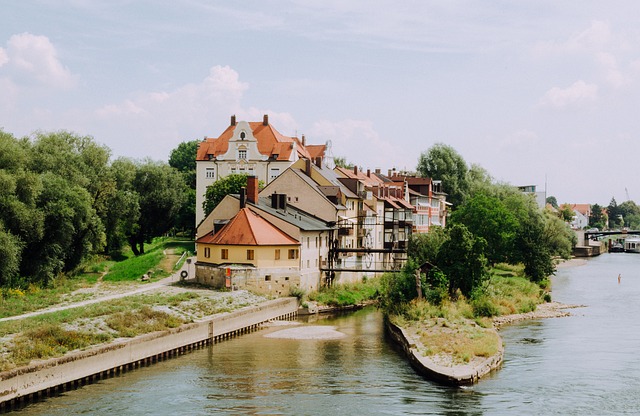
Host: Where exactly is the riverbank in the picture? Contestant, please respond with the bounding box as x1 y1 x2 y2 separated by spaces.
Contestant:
387 300 582 385
0 298 298 408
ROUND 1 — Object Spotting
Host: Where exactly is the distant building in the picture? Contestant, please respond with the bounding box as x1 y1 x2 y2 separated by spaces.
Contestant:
195 114 327 225
517 185 546 208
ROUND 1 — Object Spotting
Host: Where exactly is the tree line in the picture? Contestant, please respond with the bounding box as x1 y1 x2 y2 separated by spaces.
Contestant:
381 143 577 310
0 131 196 287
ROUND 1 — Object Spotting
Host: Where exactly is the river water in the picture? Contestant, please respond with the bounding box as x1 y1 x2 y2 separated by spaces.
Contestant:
17 253 640 415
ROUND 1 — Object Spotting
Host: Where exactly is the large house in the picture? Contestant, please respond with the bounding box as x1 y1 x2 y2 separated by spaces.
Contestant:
195 176 333 295
195 115 327 225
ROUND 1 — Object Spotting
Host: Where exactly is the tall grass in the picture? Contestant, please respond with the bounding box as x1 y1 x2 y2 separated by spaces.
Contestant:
307 278 379 307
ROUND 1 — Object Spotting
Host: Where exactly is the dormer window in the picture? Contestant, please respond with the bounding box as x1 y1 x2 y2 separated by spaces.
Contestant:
240 131 246 140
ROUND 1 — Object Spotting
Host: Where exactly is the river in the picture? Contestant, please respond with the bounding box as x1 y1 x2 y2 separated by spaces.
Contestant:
16 253 640 415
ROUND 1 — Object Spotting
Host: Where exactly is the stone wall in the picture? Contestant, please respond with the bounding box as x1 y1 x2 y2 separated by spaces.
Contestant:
0 298 298 407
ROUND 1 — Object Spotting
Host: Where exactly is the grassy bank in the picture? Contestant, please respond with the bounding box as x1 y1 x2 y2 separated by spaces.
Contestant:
0 238 194 319
389 266 546 365
0 289 265 371
303 277 380 307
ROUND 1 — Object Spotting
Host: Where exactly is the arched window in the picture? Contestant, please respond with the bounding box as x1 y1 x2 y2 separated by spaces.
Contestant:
240 131 246 139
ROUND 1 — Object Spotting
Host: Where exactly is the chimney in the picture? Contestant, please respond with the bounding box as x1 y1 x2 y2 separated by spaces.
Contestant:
263 114 269 126
315 156 322 169
375 168 381 174
231 115 236 126
367 169 371 178
305 158 312 177
247 176 258 204
239 187 246 208
271 193 279 209
354 166 358 175
302 134 306 146
388 169 392 177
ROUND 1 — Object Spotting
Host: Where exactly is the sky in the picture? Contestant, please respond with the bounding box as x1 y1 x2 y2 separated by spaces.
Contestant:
3 1 640 206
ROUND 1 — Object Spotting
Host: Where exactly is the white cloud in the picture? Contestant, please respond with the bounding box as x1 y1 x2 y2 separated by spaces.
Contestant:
4 33 76 88
0 48 8 67
309 119 410 170
92 65 250 159
539 80 598 109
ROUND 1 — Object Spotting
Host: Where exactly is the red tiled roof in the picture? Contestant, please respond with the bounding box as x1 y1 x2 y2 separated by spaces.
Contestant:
196 119 325 161
196 208 298 246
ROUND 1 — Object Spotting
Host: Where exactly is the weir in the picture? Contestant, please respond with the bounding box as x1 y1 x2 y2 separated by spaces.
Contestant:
0 297 298 411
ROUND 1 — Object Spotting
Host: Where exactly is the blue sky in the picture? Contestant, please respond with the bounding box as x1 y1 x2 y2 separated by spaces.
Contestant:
3 1 640 205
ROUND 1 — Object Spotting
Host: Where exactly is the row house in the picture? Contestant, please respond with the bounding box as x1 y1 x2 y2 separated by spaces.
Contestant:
262 158 366 284
195 176 333 295
334 166 414 272
195 115 327 225
388 173 449 233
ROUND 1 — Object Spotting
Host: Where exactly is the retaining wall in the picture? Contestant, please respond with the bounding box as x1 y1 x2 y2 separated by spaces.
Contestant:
0 297 298 409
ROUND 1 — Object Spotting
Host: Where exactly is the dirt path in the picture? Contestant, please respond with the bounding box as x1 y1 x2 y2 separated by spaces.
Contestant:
0 258 194 323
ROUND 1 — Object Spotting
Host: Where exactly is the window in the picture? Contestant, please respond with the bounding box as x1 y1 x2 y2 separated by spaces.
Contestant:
221 249 228 260
288 249 298 259
205 168 215 179
269 168 280 182
265 275 271 281
240 131 246 139
238 149 247 160
247 249 254 260
307 237 310 248
204 247 210 258
275 249 280 260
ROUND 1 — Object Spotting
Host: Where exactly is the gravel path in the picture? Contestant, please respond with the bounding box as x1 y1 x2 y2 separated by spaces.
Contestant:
0 259 191 323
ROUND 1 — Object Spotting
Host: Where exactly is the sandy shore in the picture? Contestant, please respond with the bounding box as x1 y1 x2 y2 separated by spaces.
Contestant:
555 257 588 269
493 301 584 327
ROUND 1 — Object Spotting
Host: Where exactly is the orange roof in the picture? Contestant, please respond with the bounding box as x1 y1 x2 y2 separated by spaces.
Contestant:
196 118 325 161
196 208 298 246
335 166 385 187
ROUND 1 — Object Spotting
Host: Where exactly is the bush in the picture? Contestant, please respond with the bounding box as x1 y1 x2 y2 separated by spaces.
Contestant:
471 296 500 317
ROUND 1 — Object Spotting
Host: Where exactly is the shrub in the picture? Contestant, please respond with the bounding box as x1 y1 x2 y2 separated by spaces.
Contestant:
471 296 500 317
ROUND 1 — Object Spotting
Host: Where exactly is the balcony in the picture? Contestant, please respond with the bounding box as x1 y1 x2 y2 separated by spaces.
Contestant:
338 227 353 236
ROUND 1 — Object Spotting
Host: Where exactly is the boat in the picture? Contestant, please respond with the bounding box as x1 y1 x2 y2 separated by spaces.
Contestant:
610 241 625 253
624 236 640 253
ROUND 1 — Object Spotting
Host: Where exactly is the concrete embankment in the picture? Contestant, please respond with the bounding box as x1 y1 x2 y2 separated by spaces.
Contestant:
385 320 503 385
0 297 298 409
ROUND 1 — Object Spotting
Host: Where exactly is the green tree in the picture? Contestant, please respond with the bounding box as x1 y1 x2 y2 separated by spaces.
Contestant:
608 198 622 229
589 203 606 229
417 143 469 208
543 209 576 259
378 259 423 313
127 161 187 255
333 156 354 169
436 224 488 298
102 158 140 253
408 226 447 265
558 204 575 223
169 140 198 188
168 140 198 235
450 192 518 266
514 209 554 282
0 227 23 286
618 200 640 228
21 173 103 284
546 196 558 209
203 174 251 216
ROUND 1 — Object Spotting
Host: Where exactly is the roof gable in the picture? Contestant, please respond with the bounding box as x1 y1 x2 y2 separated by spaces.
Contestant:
196 117 326 161
197 208 298 246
